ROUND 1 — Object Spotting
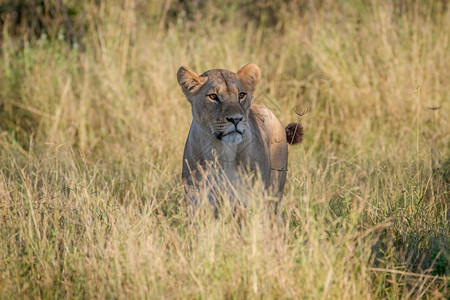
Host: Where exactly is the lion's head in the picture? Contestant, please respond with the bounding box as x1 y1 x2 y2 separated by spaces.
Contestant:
177 63 261 144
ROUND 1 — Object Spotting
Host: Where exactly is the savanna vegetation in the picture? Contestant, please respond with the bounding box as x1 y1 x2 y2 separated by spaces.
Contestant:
0 0 449 298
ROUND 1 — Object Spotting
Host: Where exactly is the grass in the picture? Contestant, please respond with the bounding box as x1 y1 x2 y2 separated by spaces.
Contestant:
0 0 449 298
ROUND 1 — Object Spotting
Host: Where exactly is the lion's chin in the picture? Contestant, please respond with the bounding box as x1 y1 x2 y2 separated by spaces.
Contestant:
214 131 243 144
221 132 243 144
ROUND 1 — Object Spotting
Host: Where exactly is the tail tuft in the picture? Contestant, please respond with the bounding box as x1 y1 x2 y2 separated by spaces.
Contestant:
285 123 303 145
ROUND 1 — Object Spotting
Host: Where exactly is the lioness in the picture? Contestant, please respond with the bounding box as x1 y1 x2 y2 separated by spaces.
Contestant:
177 63 302 203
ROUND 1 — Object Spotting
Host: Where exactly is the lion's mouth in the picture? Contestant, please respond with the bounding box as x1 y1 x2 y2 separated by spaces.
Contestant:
213 129 244 140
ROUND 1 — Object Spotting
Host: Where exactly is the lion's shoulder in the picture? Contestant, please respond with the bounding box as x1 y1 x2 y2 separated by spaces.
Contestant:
251 104 273 124
250 104 286 144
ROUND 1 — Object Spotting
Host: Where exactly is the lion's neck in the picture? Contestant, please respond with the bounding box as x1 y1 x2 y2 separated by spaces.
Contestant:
215 143 239 168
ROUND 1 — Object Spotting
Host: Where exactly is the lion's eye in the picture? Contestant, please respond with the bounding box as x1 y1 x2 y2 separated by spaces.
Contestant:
208 94 219 102
239 92 247 101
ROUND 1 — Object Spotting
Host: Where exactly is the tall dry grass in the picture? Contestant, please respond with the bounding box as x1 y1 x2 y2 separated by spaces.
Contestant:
0 0 449 298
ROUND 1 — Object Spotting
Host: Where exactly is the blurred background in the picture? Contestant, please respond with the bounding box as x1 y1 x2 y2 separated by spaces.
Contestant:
0 0 448 298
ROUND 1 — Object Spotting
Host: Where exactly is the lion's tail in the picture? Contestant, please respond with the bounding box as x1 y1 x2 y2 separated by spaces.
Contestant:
285 123 303 145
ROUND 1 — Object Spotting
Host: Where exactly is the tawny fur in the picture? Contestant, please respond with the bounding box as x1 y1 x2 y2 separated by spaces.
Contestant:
177 63 302 200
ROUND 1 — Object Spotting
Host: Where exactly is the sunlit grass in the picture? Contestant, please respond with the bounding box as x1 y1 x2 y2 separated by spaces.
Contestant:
0 0 448 298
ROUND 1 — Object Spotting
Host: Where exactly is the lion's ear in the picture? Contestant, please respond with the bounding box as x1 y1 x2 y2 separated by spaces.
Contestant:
237 63 261 94
177 66 207 99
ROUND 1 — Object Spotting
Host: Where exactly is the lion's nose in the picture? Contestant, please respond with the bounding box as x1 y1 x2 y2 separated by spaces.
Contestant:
226 116 243 126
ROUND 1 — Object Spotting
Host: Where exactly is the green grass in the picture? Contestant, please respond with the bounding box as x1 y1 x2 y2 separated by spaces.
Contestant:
0 0 449 298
